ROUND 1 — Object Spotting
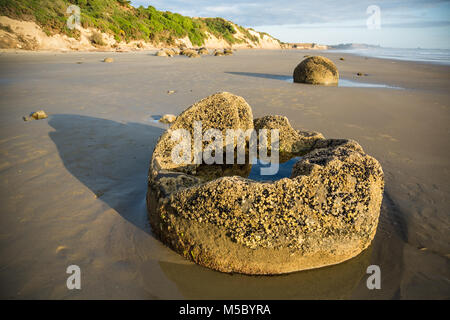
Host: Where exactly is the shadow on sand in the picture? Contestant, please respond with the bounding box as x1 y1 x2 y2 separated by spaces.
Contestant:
48 114 164 234
225 71 292 81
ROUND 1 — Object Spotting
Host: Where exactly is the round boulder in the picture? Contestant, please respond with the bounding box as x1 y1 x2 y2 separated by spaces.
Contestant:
159 114 177 124
293 56 339 85
147 93 384 275
155 50 167 57
181 49 200 58
197 48 209 55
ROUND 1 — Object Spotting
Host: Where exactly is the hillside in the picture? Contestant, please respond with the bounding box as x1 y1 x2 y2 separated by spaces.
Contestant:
0 0 282 51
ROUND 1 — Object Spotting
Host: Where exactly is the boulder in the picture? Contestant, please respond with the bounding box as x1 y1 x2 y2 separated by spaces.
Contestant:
103 57 114 63
23 110 48 121
254 115 323 154
164 49 174 57
223 48 233 56
155 50 167 57
147 93 384 275
150 92 253 173
197 48 209 55
293 56 339 85
213 49 225 56
31 110 48 120
181 49 200 58
159 114 177 124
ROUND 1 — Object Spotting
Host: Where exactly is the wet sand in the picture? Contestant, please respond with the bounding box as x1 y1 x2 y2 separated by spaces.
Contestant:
0 49 449 299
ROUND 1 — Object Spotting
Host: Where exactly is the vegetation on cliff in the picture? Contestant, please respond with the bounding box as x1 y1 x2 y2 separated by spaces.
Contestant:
0 0 277 46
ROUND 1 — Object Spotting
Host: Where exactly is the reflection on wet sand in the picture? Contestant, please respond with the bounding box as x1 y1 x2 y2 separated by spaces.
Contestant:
159 246 372 299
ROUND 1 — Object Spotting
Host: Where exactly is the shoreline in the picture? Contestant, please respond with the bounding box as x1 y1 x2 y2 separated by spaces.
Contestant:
2 47 447 65
2 49 446 93
328 48 450 66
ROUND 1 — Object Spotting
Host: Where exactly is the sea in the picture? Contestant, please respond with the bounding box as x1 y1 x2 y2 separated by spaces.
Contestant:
329 47 450 65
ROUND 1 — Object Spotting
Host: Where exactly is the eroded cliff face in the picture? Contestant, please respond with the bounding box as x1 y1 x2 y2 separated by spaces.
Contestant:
0 15 282 52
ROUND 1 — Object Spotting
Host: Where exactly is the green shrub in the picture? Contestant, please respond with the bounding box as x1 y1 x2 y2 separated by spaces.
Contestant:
0 0 278 46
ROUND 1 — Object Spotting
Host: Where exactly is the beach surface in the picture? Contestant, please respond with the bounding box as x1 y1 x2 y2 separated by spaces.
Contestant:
0 49 449 299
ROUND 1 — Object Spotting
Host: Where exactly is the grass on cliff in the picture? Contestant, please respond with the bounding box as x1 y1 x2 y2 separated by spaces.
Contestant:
0 0 271 46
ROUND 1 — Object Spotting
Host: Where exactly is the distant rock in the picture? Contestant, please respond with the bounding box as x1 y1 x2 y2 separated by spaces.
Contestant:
197 47 209 55
23 110 48 121
155 50 167 57
103 57 114 63
167 48 179 56
181 49 200 58
213 49 225 56
339 57 345 61
223 48 233 56
32 110 48 120
293 56 339 85
159 114 177 124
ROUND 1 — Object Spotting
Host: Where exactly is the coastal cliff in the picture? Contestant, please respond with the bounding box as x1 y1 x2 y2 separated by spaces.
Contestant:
0 0 282 51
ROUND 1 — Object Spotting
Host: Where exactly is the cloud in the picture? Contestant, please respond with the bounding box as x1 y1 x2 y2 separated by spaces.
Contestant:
130 0 450 28
204 5 241 15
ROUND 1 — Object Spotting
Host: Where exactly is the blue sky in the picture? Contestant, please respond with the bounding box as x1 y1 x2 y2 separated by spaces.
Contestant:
130 0 450 49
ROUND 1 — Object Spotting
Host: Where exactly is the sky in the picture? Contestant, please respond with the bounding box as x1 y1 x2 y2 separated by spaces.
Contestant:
130 0 450 49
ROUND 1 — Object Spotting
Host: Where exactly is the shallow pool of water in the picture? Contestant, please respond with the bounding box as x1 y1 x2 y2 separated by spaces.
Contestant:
338 79 402 89
248 156 302 181
194 155 302 182
284 77 402 89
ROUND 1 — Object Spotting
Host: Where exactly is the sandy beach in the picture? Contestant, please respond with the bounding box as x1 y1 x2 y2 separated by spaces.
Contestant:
0 49 449 299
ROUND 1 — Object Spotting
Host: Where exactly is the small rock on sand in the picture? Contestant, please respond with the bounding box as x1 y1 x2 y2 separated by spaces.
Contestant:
23 110 48 121
181 49 200 58
32 110 48 119
223 48 233 55
103 57 114 63
56 245 68 256
164 49 176 57
213 49 225 56
197 47 209 55
155 50 167 57
159 114 177 124
167 90 176 94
